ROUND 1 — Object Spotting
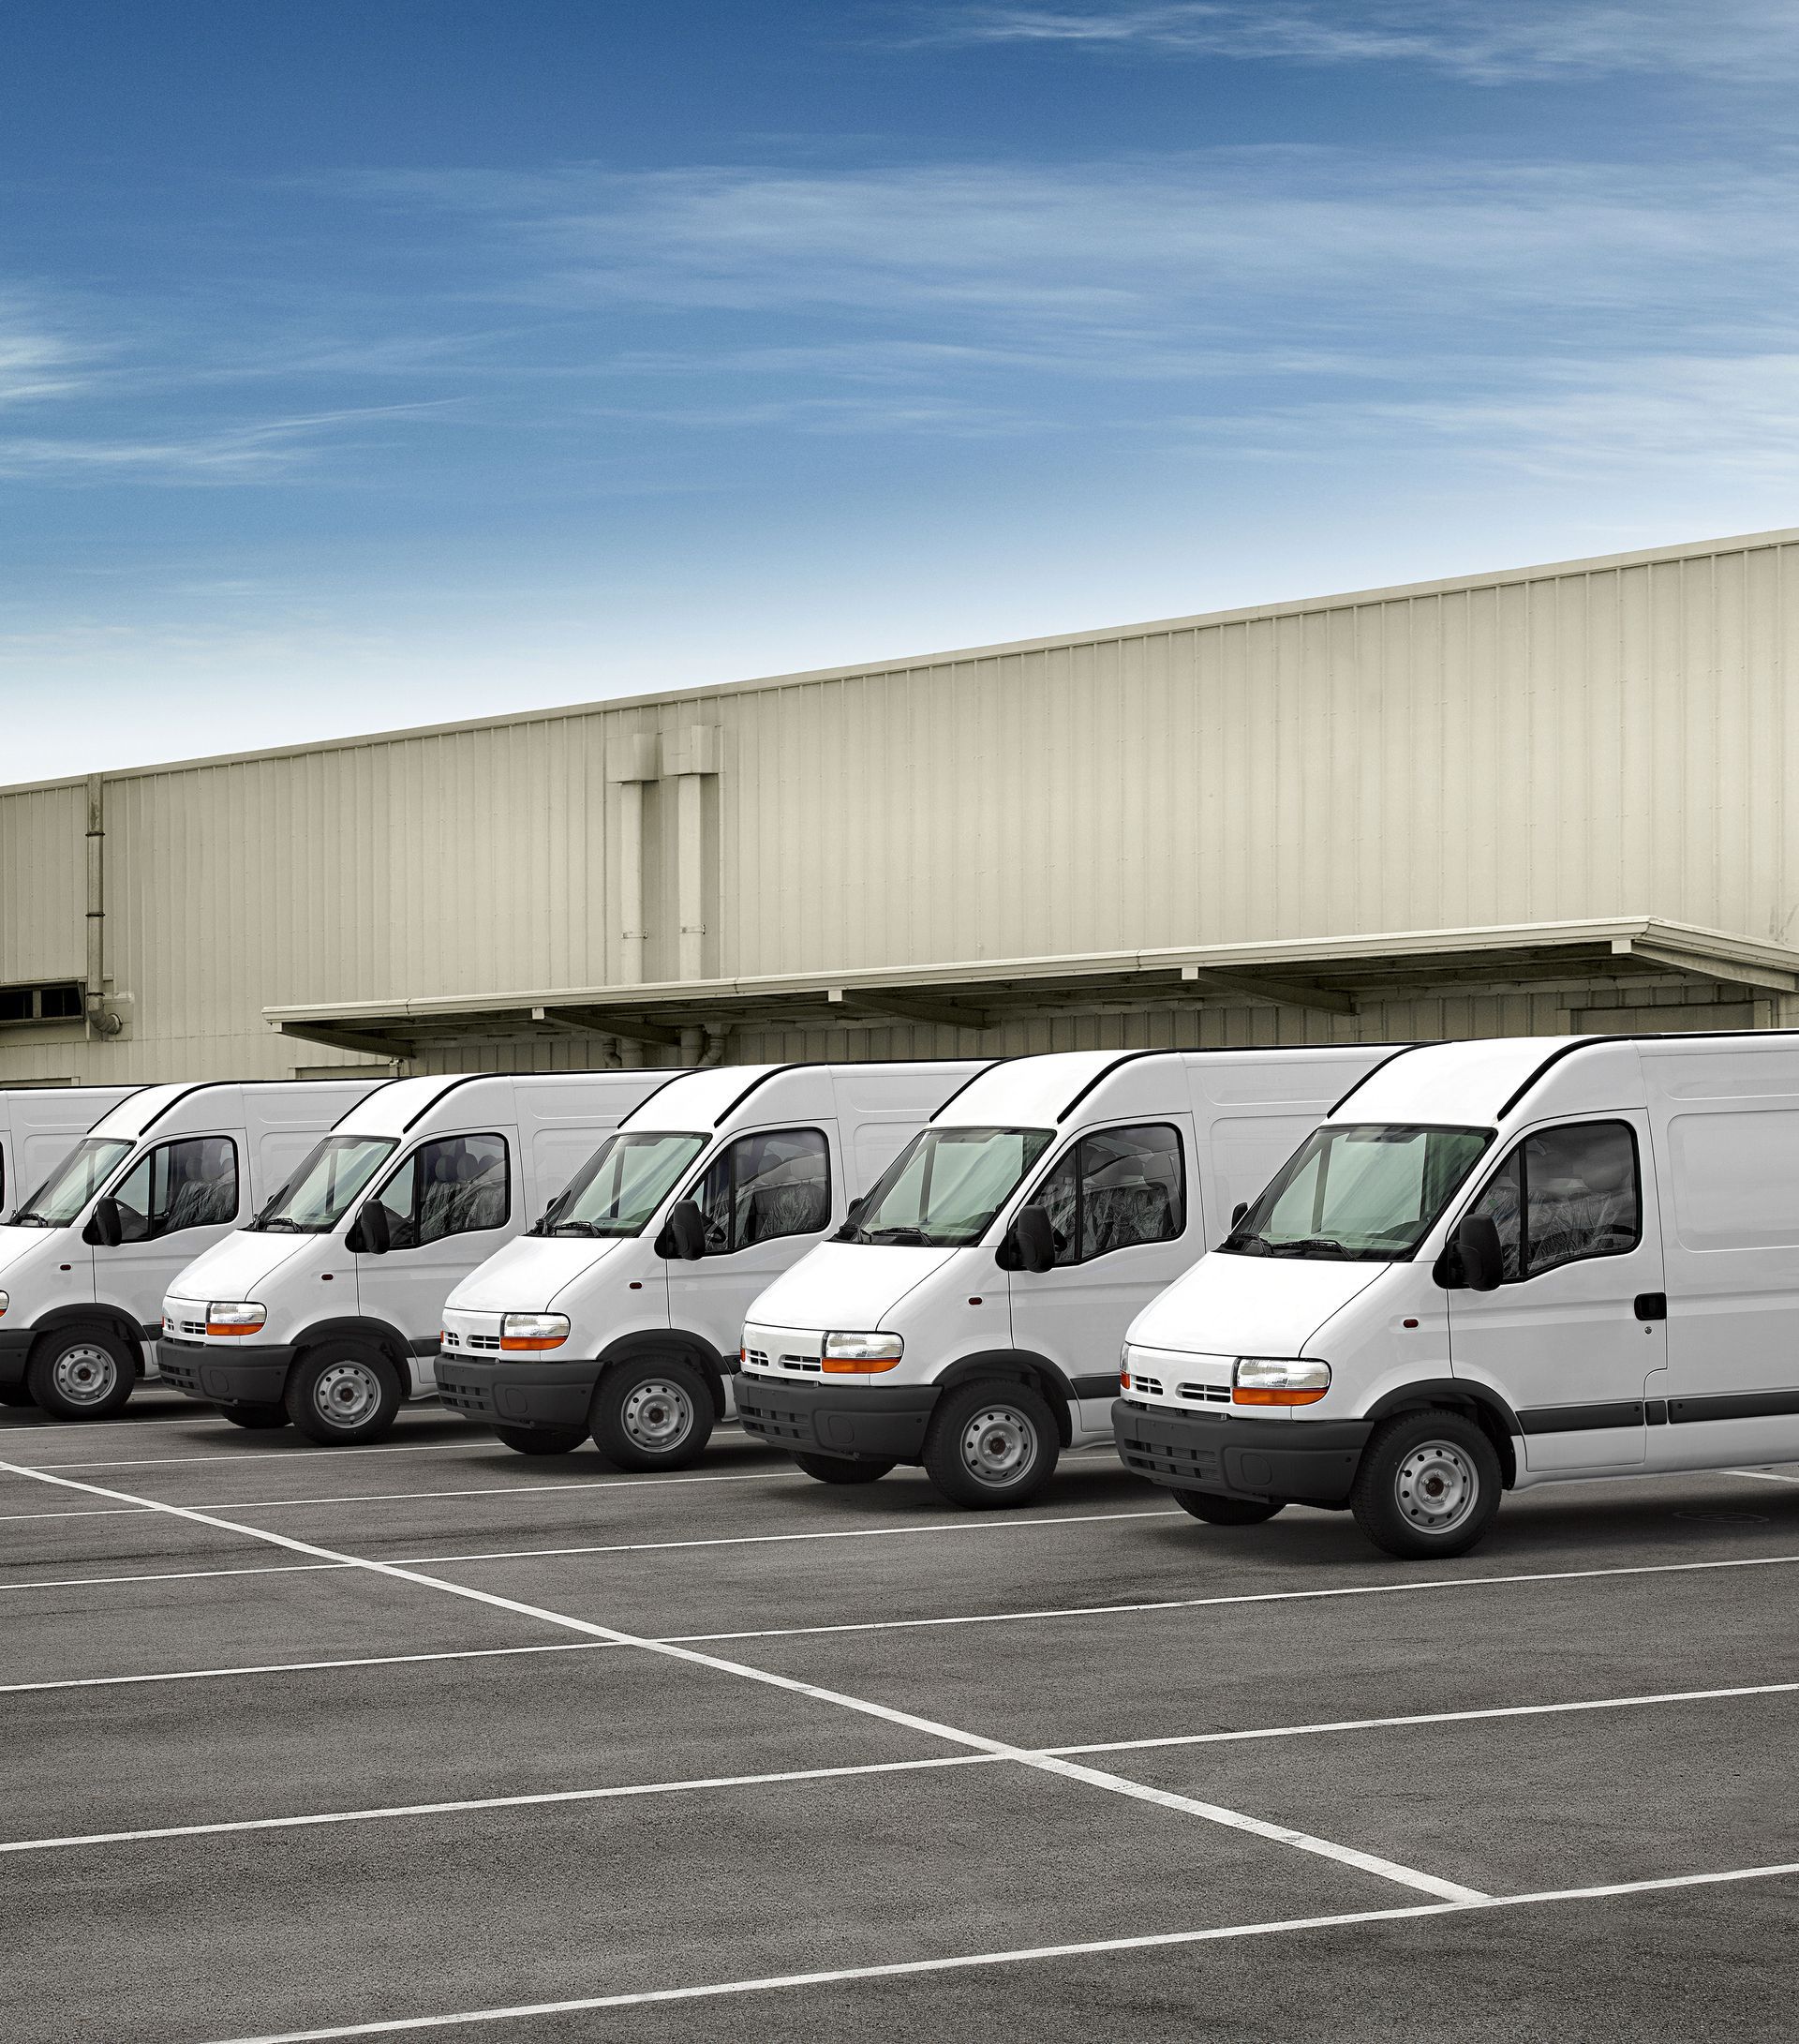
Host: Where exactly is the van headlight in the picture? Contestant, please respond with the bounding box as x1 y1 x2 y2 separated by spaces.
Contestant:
1232 1356 1330 1407
501 1312 571 1352
1120 1339 1137 1388
206 1303 267 1337
822 1330 903 1374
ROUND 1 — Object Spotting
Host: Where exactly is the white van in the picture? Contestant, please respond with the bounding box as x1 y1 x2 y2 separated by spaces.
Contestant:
1115 1030 1799 1560
159 1070 667 1442
0 1080 379 1420
0 1086 140 1230
737 1045 1390 1508
437 1060 987 1467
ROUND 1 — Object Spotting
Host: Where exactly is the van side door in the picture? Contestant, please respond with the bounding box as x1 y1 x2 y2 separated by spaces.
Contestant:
1646 1082 1799 1470
1006 1119 1194 1438
97 1134 244 1357
663 1124 837 1366
355 1130 518 1392
1448 1113 1665 1470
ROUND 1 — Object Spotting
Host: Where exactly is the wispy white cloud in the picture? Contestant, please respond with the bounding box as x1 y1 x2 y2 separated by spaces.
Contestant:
929 1 1799 86
0 400 462 484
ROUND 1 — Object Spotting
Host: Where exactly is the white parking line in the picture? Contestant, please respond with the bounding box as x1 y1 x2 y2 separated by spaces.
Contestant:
0 1640 621 1696
0 1467 796 1522
0 1455 1481 1907
8 1533 1799 1624
197 1858 1799 2042
8 1675 1796 1850
0 1504 1179 1598
9 1440 483 1472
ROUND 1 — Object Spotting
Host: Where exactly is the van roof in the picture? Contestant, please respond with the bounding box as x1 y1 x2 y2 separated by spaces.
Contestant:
934 1046 1387 1129
1330 1031 1799 1126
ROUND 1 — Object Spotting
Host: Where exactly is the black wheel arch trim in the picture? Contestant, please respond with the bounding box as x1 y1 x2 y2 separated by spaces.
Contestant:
933 1348 1080 1441
291 1315 415 1371
597 1328 734 1413
28 1303 149 1368
1360 1378 1521 1483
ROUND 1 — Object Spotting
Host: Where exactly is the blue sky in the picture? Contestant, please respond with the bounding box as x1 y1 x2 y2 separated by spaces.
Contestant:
3 0 1798 782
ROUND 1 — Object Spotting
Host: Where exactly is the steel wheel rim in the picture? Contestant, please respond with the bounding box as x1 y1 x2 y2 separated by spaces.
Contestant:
622 1379 693 1452
313 1361 381 1427
52 1342 119 1407
959 1405 1036 1485
1395 1440 1478 1533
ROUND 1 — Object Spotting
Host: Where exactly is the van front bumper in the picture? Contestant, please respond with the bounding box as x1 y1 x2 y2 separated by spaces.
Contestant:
1112 1398 1372 1506
734 1372 938 1463
436 1355 600 1431
157 1335 297 1405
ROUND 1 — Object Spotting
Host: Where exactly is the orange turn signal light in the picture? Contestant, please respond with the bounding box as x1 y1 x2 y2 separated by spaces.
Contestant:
1232 1386 1328 1407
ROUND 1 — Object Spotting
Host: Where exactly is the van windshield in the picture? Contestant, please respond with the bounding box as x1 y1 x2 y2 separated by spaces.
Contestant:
254 1136 397 1232
8 1138 133 1228
535 1131 707 1237
1226 1123 1492 1262
840 1126 1054 1247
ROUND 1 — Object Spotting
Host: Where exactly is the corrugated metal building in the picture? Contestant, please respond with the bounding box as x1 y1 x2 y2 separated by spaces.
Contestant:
5 526 1799 1087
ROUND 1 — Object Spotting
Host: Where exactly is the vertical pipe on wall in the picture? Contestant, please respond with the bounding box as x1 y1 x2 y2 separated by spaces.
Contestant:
618 778 646 986
676 769 706 982
83 772 113 1038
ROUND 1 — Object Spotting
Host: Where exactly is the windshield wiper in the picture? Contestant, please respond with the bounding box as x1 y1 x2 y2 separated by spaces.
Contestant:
1268 1236 1350 1259
864 1225 936 1246
545 1219 606 1237
7 1210 48 1228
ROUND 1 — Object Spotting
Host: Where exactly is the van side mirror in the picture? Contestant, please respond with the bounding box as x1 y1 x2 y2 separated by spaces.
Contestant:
1435 1215 1503 1293
83 1196 123 1248
1000 1203 1057 1276
1231 1201 1249 1227
655 1198 706 1262
349 1201 391 1256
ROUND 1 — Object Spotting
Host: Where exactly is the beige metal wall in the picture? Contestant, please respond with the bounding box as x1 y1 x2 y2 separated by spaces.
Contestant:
1 528 1794 1083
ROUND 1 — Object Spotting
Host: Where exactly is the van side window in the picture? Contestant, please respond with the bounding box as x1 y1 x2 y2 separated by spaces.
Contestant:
691 1128 830 1254
373 1134 511 1250
1031 1124 1186 1267
111 1137 239 1243
1465 1122 1640 1281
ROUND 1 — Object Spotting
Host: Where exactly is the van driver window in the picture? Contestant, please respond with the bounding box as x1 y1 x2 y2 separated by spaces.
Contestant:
1465 1122 1640 1281
110 1137 239 1243
1030 1124 1186 1267
692 1128 830 1254
372 1134 511 1249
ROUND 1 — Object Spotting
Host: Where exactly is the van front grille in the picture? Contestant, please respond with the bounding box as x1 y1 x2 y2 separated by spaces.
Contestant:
1179 1381 1230 1404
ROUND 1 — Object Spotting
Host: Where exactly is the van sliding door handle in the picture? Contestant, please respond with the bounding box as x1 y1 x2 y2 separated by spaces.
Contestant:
1633 1292 1667 1322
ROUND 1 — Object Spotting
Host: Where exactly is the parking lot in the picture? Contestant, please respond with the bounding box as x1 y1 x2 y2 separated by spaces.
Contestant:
3 1392 1797 2044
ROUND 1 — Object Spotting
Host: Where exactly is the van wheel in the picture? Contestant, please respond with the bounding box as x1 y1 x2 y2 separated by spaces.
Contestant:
794 1453 895 1485
26 1325 136 1420
591 1357 714 1470
922 1380 1059 1509
493 1425 587 1455
217 1403 290 1430
1170 1490 1285 1526
1350 1409 1501 1559
286 1344 402 1445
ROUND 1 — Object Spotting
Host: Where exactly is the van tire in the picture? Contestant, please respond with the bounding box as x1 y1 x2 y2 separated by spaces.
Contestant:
793 1453 894 1485
286 1344 403 1445
1170 1489 1285 1526
921 1380 1059 1509
590 1356 714 1470
26 1324 136 1420
1350 1409 1501 1559
217 1403 290 1430
493 1425 587 1455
